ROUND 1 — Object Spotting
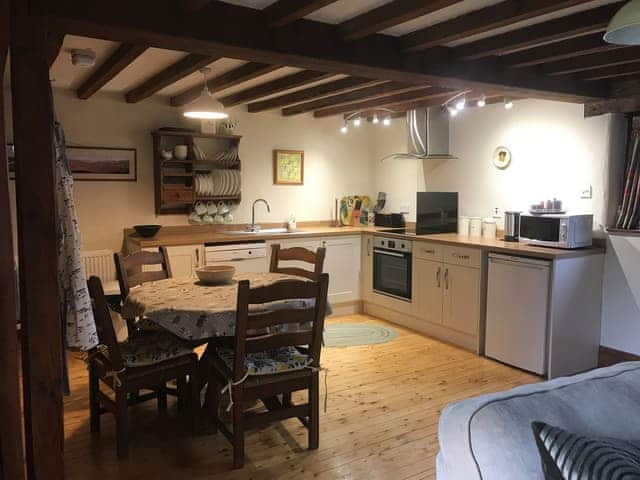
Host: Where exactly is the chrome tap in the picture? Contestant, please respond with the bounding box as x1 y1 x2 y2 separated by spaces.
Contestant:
248 199 270 232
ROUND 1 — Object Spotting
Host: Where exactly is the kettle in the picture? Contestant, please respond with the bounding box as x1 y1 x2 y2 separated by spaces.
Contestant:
504 211 521 242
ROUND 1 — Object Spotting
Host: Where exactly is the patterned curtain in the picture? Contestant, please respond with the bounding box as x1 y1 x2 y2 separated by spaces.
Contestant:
616 116 640 230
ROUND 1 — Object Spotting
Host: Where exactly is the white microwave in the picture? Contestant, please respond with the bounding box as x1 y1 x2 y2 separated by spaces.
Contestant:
520 214 593 249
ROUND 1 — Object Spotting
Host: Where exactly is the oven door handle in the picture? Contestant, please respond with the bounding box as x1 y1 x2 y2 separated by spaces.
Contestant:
373 249 406 258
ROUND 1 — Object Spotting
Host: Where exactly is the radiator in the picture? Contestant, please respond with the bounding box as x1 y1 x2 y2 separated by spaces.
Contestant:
81 249 120 295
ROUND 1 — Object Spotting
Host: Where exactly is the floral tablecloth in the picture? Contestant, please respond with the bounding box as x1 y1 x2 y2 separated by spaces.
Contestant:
121 272 328 340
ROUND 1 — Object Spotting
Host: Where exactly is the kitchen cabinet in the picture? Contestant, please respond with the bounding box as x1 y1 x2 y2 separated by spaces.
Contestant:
413 258 443 325
165 244 203 278
323 236 361 303
442 264 480 336
361 234 373 302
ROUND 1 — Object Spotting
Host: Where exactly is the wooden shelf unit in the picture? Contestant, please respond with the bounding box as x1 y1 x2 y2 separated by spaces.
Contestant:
152 129 242 214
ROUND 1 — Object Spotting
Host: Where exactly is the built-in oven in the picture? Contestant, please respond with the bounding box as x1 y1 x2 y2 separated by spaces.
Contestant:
373 237 412 301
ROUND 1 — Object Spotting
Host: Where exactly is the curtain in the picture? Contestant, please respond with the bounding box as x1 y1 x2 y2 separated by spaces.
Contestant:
54 114 98 352
616 116 640 230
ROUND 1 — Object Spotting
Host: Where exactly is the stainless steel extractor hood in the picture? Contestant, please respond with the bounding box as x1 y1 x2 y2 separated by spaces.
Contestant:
380 107 457 161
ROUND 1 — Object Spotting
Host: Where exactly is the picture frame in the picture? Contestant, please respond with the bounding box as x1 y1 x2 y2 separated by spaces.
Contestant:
492 146 512 170
7 144 137 181
273 149 304 185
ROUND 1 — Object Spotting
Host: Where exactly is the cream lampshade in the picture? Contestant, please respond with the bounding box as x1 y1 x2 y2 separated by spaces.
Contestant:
604 0 640 45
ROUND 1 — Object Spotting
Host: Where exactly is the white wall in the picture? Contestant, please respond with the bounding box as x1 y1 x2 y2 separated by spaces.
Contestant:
5 88 373 252
372 99 626 232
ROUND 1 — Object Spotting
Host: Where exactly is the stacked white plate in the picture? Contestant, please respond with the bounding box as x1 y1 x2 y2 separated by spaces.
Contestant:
214 146 239 167
194 170 241 197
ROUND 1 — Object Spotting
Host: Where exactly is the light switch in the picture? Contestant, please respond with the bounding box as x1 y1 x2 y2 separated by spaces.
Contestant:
580 185 593 199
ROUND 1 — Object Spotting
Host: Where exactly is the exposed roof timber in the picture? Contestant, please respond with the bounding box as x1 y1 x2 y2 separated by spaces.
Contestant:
180 0 212 12
76 43 147 99
580 62 640 81
401 0 597 52
170 62 280 107
282 82 429 116
379 94 514 116
502 33 622 69
453 2 624 60
125 53 220 103
313 86 455 117
264 0 340 28
585 94 640 117
219 70 334 107
46 0 608 102
339 0 464 41
247 77 382 112
542 47 640 76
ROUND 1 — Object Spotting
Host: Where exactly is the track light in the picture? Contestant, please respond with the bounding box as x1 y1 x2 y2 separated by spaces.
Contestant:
447 106 458 117
504 97 514 110
353 116 362 127
455 97 466 110
372 114 380 124
477 95 486 108
382 116 391 126
340 123 348 134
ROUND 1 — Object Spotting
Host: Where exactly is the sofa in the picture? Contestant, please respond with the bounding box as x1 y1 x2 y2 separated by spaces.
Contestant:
436 362 640 479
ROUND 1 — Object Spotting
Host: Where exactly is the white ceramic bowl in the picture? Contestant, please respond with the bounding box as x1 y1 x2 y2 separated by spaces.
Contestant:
195 265 235 285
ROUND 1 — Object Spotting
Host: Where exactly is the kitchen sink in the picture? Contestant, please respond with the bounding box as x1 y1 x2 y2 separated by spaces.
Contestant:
222 228 307 235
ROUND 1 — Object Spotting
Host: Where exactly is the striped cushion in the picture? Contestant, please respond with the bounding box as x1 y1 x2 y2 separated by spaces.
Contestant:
532 422 640 480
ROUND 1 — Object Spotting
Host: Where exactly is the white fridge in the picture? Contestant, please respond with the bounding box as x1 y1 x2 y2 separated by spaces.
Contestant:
485 253 551 375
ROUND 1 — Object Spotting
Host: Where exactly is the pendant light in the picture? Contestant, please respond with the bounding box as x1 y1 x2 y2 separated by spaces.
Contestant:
604 0 640 45
183 67 229 120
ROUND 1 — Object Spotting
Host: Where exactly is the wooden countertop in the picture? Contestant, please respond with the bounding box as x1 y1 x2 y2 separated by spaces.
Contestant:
126 223 603 259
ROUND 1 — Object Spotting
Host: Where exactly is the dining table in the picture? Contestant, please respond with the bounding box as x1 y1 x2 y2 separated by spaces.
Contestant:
120 271 328 341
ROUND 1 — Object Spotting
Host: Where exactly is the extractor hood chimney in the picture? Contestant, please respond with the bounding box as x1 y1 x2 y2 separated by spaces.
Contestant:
379 107 456 161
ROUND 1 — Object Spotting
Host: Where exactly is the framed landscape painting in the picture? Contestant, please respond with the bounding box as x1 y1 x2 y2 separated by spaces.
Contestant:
7 144 137 181
273 149 304 185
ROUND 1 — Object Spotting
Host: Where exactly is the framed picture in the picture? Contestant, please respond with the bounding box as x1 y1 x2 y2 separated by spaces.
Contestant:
492 146 512 170
7 144 137 181
273 149 304 185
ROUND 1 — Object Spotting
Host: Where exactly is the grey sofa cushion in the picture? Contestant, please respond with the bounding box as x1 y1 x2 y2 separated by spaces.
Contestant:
436 362 640 480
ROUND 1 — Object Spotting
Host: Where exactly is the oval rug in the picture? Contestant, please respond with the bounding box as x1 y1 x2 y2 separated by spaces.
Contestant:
323 323 398 348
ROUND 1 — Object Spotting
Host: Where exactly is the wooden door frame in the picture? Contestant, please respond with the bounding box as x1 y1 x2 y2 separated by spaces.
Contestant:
10 0 64 478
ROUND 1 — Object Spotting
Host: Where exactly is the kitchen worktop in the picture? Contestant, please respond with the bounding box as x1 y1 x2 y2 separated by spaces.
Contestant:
125 223 604 259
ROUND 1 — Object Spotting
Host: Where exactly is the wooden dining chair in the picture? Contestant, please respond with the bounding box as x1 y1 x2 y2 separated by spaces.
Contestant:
87 276 200 459
269 243 326 280
206 274 329 468
114 246 172 299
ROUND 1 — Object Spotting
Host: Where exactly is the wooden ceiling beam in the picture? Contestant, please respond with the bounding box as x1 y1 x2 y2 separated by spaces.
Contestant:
219 70 334 107
376 94 510 117
502 33 622 69
46 0 608 102
282 82 427 116
580 62 640 82
76 43 147 99
264 0 340 28
402 0 596 52
247 76 382 112
313 86 455 117
542 47 640 76
453 2 624 60
339 0 464 41
170 62 280 107
585 95 640 117
125 53 220 103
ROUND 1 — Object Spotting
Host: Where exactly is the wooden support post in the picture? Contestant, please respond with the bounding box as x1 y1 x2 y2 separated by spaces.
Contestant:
0 0 26 477
10 0 64 478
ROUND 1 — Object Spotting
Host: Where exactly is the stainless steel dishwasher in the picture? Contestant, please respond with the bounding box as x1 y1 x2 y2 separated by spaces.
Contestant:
485 253 551 375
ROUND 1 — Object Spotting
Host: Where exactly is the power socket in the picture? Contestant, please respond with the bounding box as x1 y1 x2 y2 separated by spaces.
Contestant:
580 185 593 199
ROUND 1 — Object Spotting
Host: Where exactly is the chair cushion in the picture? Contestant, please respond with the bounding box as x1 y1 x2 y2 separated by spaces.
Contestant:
216 346 312 376
120 331 193 367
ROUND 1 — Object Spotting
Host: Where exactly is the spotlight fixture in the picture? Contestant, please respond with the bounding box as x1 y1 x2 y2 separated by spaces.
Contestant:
340 123 348 134
447 106 459 117
353 116 362 127
382 116 391 126
372 114 380 124
504 97 514 110
455 97 466 111
477 95 487 108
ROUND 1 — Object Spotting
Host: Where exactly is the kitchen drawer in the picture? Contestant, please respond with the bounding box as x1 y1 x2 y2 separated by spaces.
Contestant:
163 188 194 203
414 241 443 261
443 245 481 268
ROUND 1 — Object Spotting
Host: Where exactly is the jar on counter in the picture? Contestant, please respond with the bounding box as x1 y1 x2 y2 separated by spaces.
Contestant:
459 216 470 236
482 217 497 239
469 217 482 237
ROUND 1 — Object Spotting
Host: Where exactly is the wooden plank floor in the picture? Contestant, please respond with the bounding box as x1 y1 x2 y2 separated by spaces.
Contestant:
64 314 538 479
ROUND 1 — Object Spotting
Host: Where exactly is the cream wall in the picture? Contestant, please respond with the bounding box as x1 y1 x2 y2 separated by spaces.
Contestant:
5 88 373 252
371 99 627 232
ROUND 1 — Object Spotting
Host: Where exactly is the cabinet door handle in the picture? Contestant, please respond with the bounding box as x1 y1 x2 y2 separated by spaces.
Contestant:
367 238 371 256
436 266 441 288
452 252 470 260
444 268 449 290
195 249 200 266
423 248 436 254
